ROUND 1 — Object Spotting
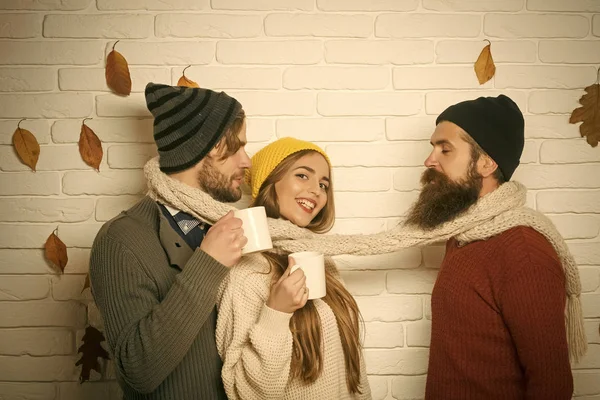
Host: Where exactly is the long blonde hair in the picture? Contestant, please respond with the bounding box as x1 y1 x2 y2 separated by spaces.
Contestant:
251 150 364 393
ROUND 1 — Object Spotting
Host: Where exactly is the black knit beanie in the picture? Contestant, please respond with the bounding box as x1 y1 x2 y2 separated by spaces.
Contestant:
435 95 524 181
145 83 242 173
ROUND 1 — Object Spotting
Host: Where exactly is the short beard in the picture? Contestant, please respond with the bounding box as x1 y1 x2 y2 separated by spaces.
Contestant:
405 165 482 230
197 157 243 203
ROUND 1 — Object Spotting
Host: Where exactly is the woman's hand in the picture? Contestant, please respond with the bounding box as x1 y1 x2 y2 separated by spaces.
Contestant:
266 257 309 313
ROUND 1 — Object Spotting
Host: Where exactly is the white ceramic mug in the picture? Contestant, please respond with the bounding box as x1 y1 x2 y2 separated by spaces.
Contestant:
290 251 327 300
234 206 273 255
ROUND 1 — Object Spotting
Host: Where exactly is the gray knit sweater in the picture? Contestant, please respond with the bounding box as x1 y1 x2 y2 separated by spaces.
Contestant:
89 196 229 399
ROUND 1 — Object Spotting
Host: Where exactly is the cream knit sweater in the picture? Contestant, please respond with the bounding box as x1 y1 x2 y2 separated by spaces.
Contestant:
215 253 372 400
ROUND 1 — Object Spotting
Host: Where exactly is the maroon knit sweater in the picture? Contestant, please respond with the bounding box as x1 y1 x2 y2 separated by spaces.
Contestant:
425 226 573 400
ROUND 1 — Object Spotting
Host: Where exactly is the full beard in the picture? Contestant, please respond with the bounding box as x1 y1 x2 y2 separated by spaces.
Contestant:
197 157 244 203
405 165 482 230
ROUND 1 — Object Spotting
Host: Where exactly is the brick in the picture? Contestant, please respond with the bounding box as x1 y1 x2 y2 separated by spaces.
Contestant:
376 14 480 38
156 14 262 38
393 66 489 90
387 269 438 294
0 41 103 65
528 0 600 11
96 195 142 222
0 119 51 144
340 271 386 296
327 142 430 167
548 215 600 240
228 91 314 116
319 92 422 117
328 219 387 235
0 224 58 248
277 118 383 142
64 248 91 274
0 328 73 356
0 302 86 328
368 376 389 400
426 91 526 115
0 198 94 223
574 344 600 369
520 140 538 164
217 41 321 65
0 93 92 119
0 383 56 400
318 0 418 10
538 191 600 214
540 41 600 64
59 67 169 92
579 267 600 293
541 140 600 164
513 165 600 189
333 167 391 192
172 66 280 90
496 66 596 89
44 14 152 38
424 296 431 319
0 145 107 172
364 348 429 374
326 40 434 65
213 0 313 10
52 119 153 144
245 119 275 142
52 275 86 301
107 144 157 169
391 375 428 399
333 249 422 271
266 14 372 37
96 94 150 118
109 41 213 65
386 116 436 141
484 14 588 38
582 294 600 318
284 66 388 90
406 320 432 347
585 320 600 344
63 170 145 195
569 242 600 265
424 0 522 11
363 322 404 348
0 249 51 274
335 192 419 218
0 0 90 10
595 15 600 37
57 223 103 248
393 167 424 192
0 67 55 92
0 14 42 38
87 302 104 329
436 40 536 64
422 245 446 269
356 296 422 322
0 276 50 301
57 382 122 400
525 116 580 139
574 371 600 396
0 172 60 195
0 355 79 381
98 0 208 10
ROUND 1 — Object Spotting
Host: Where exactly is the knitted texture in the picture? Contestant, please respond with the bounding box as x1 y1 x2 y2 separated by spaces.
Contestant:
215 254 371 399
143 157 587 362
247 137 330 199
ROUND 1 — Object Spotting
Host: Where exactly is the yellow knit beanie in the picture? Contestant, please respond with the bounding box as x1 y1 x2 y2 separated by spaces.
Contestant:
247 137 330 199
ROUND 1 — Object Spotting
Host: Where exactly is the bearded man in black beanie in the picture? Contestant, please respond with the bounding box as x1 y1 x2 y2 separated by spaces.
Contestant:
89 83 251 399
405 95 574 399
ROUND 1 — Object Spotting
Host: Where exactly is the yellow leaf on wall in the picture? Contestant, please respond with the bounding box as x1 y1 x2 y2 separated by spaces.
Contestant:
177 65 199 88
12 119 40 172
474 40 496 85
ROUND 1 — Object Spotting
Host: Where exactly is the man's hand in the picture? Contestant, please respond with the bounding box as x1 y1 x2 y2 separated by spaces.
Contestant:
266 257 309 313
200 211 247 268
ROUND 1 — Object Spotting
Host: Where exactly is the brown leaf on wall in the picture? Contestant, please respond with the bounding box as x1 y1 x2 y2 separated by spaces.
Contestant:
79 119 103 171
177 65 199 88
45 228 68 273
106 40 132 96
570 69 600 147
474 40 496 85
76 325 110 383
12 119 40 171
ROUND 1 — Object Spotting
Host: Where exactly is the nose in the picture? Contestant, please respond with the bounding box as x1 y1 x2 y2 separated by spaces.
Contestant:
424 150 437 169
308 180 320 196
239 148 251 169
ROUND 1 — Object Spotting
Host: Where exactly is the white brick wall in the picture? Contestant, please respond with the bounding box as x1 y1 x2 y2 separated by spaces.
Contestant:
0 2 598 399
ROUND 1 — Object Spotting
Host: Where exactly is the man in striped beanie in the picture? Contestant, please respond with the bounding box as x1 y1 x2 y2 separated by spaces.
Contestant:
89 83 251 399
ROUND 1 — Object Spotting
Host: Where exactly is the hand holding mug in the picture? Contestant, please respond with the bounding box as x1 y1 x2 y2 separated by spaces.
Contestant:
266 257 309 314
200 211 247 268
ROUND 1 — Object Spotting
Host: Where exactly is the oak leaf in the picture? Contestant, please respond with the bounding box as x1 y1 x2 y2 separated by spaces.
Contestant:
105 40 132 96
45 228 68 273
177 65 199 88
474 40 496 85
76 326 110 383
570 81 600 147
79 119 103 171
12 119 40 171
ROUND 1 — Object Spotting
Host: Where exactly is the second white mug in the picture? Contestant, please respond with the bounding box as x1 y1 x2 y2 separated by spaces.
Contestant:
290 251 327 300
233 206 273 255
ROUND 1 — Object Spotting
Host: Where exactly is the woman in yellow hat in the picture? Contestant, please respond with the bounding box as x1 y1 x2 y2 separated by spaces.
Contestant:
216 137 371 399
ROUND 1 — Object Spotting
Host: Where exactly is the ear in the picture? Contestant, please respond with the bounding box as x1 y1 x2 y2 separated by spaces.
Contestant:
477 154 498 178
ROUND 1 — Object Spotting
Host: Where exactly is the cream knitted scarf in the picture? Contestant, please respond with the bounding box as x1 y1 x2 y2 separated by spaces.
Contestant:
144 157 587 362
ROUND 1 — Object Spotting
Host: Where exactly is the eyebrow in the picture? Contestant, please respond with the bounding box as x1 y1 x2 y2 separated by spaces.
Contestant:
295 166 330 183
430 139 454 147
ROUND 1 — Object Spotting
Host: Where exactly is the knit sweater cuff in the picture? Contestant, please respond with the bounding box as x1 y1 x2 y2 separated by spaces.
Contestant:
256 304 292 334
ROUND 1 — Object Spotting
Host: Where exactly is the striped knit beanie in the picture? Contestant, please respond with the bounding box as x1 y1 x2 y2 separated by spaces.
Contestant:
145 83 242 173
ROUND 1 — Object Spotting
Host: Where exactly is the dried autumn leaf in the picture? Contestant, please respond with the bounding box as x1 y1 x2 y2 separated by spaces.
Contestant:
12 120 40 171
81 274 90 293
79 119 103 171
570 82 600 147
474 41 496 85
177 65 199 88
76 326 110 383
105 41 132 96
45 229 68 273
